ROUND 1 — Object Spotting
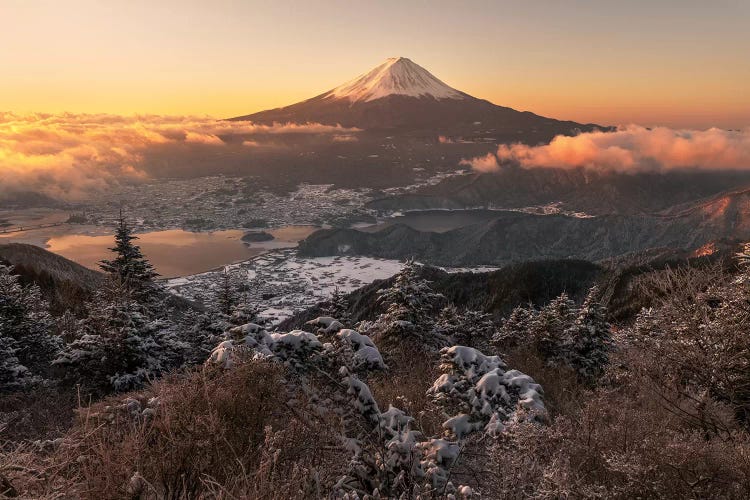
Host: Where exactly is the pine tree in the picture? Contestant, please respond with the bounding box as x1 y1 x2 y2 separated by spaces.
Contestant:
230 293 261 326
0 336 27 390
215 269 238 317
0 265 60 389
322 287 352 326
433 305 497 350
181 309 227 364
494 305 535 349
376 260 443 326
566 287 612 383
532 292 576 363
54 278 184 392
369 260 446 349
99 214 159 304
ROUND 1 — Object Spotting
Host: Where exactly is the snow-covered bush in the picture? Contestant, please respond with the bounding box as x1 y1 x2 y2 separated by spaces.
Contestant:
208 323 323 371
417 438 461 492
337 329 386 371
306 316 345 336
336 368 470 497
429 345 546 438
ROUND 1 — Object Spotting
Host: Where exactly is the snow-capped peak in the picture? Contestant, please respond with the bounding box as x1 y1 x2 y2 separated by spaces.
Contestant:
325 57 465 103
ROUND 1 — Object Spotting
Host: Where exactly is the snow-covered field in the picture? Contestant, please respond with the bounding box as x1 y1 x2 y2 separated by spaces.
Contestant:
167 249 404 324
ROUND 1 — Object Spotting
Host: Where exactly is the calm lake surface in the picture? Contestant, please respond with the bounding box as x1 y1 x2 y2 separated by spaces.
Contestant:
42 225 319 278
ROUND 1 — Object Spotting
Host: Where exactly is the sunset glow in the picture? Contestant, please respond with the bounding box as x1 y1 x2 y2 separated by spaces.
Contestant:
1 0 748 128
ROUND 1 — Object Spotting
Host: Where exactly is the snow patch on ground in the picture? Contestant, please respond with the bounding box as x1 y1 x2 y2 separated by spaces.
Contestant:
166 249 404 324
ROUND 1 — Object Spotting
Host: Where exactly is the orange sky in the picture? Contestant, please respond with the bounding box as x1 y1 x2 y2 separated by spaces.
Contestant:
1 0 748 129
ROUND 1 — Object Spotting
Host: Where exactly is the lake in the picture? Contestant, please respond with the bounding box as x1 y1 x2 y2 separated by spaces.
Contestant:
5 224 319 278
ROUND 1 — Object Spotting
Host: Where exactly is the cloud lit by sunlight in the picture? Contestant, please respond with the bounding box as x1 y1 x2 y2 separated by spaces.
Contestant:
461 126 750 173
0 113 359 201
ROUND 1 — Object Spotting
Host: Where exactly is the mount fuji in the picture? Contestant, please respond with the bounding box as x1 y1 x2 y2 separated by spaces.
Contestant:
232 57 602 137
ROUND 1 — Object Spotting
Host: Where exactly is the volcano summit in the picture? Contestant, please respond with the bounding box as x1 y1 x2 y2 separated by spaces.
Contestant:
233 57 602 137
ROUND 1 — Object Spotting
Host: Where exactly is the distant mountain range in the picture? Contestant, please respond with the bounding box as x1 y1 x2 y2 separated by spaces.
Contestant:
366 168 750 216
233 57 603 138
299 189 750 266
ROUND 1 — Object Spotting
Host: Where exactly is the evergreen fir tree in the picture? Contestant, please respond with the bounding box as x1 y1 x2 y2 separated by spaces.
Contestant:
230 293 261 326
369 261 446 350
376 260 443 326
215 269 238 317
54 278 184 392
0 265 60 389
566 287 613 383
494 305 536 349
532 292 576 362
322 287 352 326
181 309 227 364
99 213 159 304
0 336 27 391
433 305 497 350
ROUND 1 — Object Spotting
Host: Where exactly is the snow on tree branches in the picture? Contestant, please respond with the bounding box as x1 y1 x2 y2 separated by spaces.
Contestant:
494 287 613 384
429 346 546 438
0 265 60 390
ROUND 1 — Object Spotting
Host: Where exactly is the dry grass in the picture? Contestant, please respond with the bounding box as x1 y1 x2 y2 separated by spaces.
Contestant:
2 361 288 498
64 360 286 499
1 359 355 499
504 345 583 418
0 386 79 442
368 344 445 437
479 351 750 499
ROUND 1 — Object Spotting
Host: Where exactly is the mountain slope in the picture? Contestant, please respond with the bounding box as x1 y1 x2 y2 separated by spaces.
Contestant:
232 57 603 136
366 169 750 216
0 243 199 315
0 243 103 314
298 198 750 267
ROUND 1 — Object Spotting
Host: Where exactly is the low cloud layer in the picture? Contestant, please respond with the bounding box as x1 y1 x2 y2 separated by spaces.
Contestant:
0 112 359 201
461 126 750 173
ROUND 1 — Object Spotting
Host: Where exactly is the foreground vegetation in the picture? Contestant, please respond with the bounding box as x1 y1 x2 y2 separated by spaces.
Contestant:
3 228 750 497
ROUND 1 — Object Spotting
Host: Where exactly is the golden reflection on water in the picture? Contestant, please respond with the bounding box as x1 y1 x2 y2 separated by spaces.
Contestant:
45 226 319 278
